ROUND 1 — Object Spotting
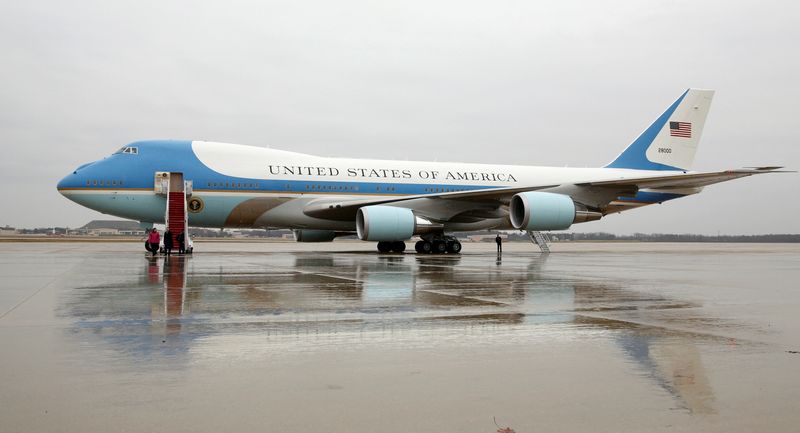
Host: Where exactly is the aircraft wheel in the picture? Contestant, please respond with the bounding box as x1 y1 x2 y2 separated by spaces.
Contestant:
377 241 392 253
391 241 406 253
447 240 462 254
433 241 447 254
417 241 433 254
415 241 425 253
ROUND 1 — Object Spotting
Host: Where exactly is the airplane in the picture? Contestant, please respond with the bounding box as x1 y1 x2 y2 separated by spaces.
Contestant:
57 89 787 253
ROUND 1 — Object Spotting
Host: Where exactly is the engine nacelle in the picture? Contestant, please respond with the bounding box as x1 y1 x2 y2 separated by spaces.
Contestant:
509 192 578 231
293 229 337 242
356 205 442 241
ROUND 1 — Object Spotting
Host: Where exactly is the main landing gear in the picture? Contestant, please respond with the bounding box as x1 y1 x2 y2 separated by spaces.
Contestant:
414 234 461 255
375 235 462 254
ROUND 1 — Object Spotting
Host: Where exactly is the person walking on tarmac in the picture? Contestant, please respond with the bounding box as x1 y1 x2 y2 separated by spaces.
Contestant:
146 229 160 256
163 229 173 256
495 233 502 253
176 231 186 255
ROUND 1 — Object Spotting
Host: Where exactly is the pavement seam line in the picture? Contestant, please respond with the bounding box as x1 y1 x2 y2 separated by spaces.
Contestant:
0 264 79 322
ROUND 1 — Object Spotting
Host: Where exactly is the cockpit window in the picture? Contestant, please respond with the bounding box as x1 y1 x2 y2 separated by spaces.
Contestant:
114 146 139 155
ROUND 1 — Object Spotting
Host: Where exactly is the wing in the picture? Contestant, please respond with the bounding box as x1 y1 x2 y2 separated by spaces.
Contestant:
302 184 559 221
302 167 790 221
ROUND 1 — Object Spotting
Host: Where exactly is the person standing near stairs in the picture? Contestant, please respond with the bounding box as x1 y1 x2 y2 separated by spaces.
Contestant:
163 229 173 256
495 233 502 253
176 231 185 255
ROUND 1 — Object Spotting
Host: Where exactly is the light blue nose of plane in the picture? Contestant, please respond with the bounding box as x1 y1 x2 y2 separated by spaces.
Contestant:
57 173 73 192
57 161 95 198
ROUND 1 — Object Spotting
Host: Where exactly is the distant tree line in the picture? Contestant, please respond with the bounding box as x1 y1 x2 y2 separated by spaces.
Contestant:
16 227 69 234
526 232 800 243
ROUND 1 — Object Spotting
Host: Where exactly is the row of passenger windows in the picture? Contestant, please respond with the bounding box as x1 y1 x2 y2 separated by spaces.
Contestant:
87 180 124 186
203 182 393 192
424 187 465 193
306 184 359 191
206 182 260 189
305 185 401 192
201 181 457 194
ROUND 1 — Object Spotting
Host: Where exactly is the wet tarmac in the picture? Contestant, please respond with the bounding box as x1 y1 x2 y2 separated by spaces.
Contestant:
1 241 799 432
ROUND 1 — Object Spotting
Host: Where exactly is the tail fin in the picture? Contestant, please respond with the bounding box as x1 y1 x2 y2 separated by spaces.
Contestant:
606 89 714 171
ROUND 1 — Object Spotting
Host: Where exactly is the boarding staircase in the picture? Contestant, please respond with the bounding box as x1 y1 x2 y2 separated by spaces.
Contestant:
527 230 550 253
166 191 185 248
156 172 193 253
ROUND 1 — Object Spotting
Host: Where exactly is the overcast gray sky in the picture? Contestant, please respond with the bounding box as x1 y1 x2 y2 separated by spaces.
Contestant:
1 0 798 234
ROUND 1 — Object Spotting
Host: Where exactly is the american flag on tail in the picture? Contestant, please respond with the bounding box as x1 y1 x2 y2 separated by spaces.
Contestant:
669 121 691 138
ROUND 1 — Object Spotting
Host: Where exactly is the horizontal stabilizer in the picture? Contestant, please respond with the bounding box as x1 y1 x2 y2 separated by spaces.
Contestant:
580 167 791 190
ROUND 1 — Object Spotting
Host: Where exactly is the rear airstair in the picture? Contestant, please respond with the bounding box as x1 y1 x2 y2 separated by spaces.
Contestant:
527 230 550 253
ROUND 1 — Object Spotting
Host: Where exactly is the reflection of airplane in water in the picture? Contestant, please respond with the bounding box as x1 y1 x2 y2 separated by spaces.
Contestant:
63 253 717 413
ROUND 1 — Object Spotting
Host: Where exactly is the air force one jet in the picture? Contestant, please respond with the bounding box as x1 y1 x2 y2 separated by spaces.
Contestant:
57 89 787 253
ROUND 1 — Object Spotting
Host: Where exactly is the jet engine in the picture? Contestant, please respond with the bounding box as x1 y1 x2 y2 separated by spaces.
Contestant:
356 205 442 241
509 191 601 231
293 229 337 242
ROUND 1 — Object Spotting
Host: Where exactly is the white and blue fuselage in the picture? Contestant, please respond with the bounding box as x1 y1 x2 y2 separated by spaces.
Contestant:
56 140 685 231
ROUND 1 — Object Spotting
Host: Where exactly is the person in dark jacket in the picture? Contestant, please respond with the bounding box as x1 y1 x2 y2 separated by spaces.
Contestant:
495 233 502 253
163 229 173 256
176 231 185 254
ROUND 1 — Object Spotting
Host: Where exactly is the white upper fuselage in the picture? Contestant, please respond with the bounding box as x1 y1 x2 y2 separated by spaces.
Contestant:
194 141 672 190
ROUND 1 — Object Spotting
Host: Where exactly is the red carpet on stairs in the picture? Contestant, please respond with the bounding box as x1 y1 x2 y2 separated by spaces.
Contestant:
167 192 185 246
